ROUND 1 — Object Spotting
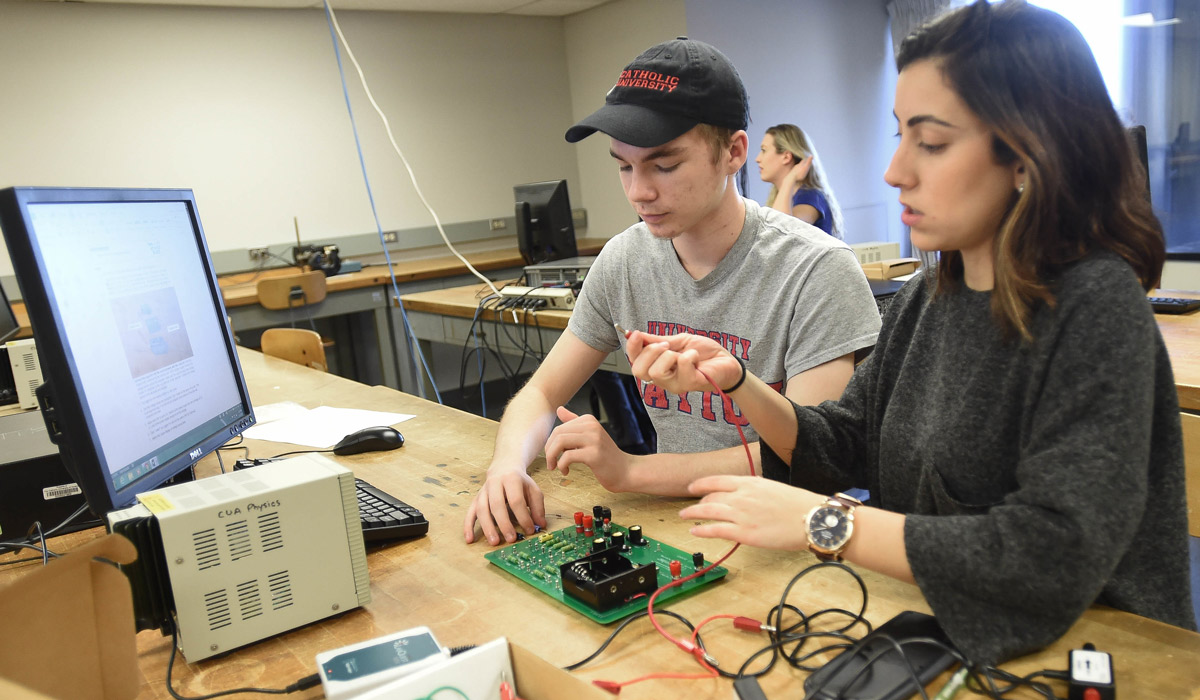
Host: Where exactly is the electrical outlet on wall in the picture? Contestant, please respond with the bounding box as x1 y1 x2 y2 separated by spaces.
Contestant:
248 247 269 263
383 231 398 244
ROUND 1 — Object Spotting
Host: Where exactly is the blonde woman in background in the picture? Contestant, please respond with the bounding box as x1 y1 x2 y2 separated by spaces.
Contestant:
756 124 845 238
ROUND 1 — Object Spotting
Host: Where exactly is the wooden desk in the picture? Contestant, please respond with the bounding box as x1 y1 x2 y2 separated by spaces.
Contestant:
3 348 1197 699
218 238 608 393
404 282 1200 414
1154 290 1200 411
400 280 632 376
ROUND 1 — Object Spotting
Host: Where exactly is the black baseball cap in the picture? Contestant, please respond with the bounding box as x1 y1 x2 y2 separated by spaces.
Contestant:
564 37 749 148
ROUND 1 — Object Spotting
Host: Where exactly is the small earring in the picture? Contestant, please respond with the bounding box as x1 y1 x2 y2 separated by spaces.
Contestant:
1017 181 1025 194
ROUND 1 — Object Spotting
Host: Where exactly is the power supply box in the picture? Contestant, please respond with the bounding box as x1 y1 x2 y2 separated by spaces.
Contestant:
848 241 901 265
107 454 371 661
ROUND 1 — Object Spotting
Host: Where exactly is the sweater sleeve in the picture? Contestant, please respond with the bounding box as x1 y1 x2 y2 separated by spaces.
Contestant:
759 274 915 493
903 270 1163 664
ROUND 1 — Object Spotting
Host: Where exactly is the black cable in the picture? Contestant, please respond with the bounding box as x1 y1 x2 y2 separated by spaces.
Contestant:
481 297 519 392
270 449 336 459
967 665 1063 700
164 626 319 699
458 296 499 412
0 541 60 567
218 436 246 451
0 502 99 561
562 609 706 671
729 561 872 680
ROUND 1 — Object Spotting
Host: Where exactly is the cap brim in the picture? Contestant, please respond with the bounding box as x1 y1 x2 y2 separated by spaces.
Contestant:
564 102 697 148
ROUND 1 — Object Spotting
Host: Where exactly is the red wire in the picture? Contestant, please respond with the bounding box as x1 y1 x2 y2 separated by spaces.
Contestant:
592 364 758 693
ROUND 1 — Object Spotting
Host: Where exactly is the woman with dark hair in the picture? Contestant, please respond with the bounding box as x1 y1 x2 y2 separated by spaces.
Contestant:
624 0 1194 665
756 124 845 238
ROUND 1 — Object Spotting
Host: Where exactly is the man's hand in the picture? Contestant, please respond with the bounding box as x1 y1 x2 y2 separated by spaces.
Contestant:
545 406 636 493
463 467 547 545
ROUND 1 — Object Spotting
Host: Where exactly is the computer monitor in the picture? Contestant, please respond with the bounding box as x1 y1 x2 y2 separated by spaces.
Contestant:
1127 125 1151 204
0 279 17 344
0 187 256 518
514 179 577 265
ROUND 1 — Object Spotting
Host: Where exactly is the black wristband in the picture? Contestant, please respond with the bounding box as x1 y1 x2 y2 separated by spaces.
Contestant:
721 356 747 393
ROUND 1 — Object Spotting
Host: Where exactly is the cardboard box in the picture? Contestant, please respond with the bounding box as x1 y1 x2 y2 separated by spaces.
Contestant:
0 534 139 700
863 258 920 280
357 635 610 700
0 533 607 700
511 641 611 700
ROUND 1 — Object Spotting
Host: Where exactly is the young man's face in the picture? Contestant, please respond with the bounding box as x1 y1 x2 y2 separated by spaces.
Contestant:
609 127 740 240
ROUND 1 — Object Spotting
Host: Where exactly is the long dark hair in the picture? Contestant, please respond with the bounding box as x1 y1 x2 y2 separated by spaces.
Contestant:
898 0 1164 339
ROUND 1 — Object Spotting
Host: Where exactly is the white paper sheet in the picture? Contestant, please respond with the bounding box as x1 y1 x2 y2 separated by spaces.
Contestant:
244 404 415 448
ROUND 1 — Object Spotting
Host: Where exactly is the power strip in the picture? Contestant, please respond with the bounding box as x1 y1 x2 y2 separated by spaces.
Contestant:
498 285 575 309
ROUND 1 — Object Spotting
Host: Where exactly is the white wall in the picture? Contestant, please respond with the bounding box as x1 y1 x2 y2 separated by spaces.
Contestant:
563 0 687 240
0 1 581 276
684 0 902 248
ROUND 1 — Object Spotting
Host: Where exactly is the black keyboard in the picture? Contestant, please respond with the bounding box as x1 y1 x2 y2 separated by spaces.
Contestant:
233 457 428 544
1148 296 1200 314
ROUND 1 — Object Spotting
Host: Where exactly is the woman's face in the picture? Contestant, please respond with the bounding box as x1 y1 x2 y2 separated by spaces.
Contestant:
755 134 791 184
885 59 1021 277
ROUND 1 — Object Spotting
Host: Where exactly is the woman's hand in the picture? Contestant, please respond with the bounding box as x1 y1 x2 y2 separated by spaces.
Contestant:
625 331 742 394
784 155 813 186
679 474 822 551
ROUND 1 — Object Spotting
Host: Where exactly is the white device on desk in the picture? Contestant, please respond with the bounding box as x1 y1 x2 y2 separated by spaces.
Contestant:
498 285 576 309
106 454 371 661
6 338 43 410
316 626 451 700
356 636 515 700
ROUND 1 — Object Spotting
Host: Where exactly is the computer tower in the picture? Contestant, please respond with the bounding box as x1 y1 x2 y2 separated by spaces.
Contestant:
0 409 91 540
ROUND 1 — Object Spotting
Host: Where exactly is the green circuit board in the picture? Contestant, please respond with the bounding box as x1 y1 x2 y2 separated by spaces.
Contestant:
484 521 728 624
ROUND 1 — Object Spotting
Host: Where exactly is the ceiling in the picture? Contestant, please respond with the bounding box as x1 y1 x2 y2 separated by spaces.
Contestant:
31 0 615 14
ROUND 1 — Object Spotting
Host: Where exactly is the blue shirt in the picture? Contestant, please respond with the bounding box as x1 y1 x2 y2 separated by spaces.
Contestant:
791 188 834 236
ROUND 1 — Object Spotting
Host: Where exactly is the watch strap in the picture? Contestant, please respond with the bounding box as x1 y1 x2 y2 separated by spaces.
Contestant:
807 492 862 562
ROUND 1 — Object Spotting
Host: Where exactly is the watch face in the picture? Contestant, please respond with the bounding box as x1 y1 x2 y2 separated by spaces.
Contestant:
808 505 851 551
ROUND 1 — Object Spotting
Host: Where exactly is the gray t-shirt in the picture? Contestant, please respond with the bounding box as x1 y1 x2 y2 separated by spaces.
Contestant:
569 198 880 454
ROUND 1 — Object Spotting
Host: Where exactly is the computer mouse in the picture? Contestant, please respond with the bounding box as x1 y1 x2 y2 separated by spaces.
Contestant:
333 426 404 456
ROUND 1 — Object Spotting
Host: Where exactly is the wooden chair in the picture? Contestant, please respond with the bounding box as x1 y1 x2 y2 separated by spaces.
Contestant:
1182 412 1200 539
255 270 327 311
1181 412 1200 627
260 328 327 372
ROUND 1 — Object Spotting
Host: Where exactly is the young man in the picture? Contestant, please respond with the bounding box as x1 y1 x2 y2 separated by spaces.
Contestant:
464 37 880 545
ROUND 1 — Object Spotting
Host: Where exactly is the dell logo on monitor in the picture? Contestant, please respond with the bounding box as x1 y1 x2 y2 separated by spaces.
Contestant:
189 448 203 460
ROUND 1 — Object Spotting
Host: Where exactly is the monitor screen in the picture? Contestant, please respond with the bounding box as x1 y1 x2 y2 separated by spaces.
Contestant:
514 180 577 265
0 187 255 517
0 279 17 344
1127 125 1150 205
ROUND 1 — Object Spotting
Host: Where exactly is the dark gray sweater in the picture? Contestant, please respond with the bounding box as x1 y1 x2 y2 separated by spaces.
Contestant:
763 253 1195 664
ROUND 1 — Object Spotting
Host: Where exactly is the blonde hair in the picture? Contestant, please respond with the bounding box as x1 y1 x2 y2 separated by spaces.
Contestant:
764 124 845 238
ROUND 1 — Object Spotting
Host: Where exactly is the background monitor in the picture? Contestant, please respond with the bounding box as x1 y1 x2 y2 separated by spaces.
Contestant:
514 179 577 265
0 278 17 344
1127 124 1150 204
0 187 256 517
